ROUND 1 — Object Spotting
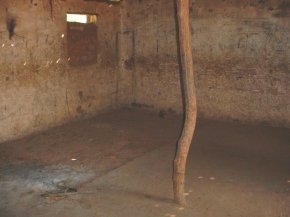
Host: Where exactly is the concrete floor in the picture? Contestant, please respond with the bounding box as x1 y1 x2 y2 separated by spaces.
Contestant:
0 108 289 217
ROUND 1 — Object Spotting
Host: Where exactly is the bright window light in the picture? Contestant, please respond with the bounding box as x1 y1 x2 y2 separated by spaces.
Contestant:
66 14 97 24
67 14 87 23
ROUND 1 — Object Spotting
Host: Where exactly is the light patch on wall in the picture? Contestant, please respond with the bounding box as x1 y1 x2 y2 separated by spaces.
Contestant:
66 14 97 24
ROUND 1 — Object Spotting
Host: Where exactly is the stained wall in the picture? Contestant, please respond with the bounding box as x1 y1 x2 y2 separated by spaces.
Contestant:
0 0 124 143
1 0 290 143
124 0 290 126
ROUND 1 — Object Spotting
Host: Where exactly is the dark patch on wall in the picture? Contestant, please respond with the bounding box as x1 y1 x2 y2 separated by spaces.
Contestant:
136 56 159 71
124 58 134 70
78 91 83 100
6 17 16 40
67 23 98 66
131 102 154 109
49 0 53 19
258 0 267 4
278 1 290 9
273 1 290 17
76 106 84 114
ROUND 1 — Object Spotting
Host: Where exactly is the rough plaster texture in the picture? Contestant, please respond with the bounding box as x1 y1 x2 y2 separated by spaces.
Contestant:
1 0 290 143
123 0 290 127
0 0 126 143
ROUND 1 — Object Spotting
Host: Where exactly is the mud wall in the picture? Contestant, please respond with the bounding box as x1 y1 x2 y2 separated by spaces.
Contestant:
124 0 290 126
0 0 123 143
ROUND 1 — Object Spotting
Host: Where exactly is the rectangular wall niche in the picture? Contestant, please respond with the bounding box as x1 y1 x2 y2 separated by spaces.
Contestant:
66 13 98 66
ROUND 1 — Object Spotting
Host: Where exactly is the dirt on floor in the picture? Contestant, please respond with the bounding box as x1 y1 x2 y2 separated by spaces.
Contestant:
0 108 289 217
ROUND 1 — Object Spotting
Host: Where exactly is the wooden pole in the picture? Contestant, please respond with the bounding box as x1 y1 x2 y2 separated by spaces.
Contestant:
173 0 197 205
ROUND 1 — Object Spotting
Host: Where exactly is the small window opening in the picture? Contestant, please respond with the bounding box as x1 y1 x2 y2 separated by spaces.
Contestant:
66 13 98 66
66 14 97 24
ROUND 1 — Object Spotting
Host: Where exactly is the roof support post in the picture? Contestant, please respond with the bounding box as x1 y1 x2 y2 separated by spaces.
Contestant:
173 0 197 205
